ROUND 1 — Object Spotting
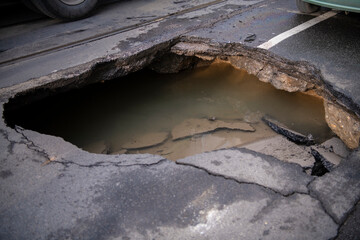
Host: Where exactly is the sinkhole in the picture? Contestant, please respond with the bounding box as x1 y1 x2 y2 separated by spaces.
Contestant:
4 62 334 160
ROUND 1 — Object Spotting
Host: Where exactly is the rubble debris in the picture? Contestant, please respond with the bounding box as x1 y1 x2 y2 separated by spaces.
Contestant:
122 132 169 149
309 137 349 176
171 118 255 140
321 137 349 158
244 33 256 43
311 148 334 176
311 145 342 167
262 116 315 145
243 135 315 168
134 122 276 160
308 150 360 224
311 159 329 176
161 133 244 160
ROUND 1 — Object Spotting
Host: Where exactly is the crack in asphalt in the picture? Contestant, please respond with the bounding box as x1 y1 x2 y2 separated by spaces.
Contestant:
177 160 340 231
176 161 308 198
308 189 340 227
51 158 168 169
309 180 360 227
0 129 15 155
14 126 50 161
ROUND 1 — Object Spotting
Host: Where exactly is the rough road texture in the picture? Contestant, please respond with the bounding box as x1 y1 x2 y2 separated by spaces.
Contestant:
309 150 360 224
2 37 359 149
336 201 360 240
0 104 345 239
177 148 313 195
0 146 338 240
1 0 360 239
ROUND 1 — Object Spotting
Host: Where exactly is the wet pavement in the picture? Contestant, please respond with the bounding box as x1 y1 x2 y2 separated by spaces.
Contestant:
1 0 360 239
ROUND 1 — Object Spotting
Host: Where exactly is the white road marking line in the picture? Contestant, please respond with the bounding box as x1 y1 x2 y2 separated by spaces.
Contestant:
258 11 337 50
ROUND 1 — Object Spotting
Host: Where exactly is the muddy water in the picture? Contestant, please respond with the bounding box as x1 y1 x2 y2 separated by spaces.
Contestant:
6 63 334 160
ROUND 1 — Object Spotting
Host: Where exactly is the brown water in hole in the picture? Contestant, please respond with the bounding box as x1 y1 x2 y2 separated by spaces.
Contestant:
6 62 334 160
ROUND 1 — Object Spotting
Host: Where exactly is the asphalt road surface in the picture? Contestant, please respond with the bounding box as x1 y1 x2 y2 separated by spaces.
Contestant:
0 0 359 239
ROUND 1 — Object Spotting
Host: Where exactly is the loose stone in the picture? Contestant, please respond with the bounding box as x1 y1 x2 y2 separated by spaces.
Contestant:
310 146 342 168
262 116 315 145
243 135 315 169
244 33 257 43
320 137 350 158
310 148 334 175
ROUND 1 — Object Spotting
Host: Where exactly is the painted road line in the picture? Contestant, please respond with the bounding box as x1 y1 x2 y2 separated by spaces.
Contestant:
258 11 337 50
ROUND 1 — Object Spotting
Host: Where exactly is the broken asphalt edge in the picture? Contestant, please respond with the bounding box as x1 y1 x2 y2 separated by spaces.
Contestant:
2 36 359 149
0 36 359 117
308 149 360 225
175 147 360 229
1 35 360 237
0 101 357 238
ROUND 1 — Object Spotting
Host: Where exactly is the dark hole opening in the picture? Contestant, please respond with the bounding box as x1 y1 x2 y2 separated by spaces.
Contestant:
4 62 334 160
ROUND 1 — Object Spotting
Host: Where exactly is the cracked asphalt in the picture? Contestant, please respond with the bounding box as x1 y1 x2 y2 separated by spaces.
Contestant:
1 0 360 239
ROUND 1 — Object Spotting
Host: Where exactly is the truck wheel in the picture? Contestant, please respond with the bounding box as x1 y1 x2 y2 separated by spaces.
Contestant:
296 0 320 13
30 0 98 20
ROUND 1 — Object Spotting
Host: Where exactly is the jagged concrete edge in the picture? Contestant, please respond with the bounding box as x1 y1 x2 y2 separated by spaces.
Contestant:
0 35 359 117
176 147 314 196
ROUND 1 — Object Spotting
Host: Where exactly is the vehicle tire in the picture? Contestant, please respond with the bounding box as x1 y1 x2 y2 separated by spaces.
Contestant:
296 0 320 13
30 0 98 20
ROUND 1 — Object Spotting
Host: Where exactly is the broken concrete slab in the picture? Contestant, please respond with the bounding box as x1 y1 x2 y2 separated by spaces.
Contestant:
310 147 341 171
0 155 337 240
262 116 315 145
160 133 244 160
321 137 350 159
18 128 164 167
309 138 348 175
310 154 331 177
177 148 313 195
309 150 360 224
311 138 348 167
171 118 254 140
243 135 315 168
122 131 169 150
135 123 276 160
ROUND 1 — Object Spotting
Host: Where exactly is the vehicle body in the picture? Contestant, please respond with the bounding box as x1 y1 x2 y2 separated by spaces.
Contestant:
297 0 360 13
